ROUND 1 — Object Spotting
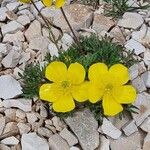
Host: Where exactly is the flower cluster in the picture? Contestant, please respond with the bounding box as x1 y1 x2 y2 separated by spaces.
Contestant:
39 61 137 116
19 0 65 8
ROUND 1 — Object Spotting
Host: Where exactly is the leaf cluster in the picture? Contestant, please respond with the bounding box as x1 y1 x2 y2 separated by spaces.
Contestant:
19 64 46 98
21 34 137 122
104 0 150 18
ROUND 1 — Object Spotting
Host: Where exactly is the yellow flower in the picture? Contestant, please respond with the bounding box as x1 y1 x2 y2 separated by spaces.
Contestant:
39 61 88 112
88 63 137 116
18 0 31 3
42 0 65 8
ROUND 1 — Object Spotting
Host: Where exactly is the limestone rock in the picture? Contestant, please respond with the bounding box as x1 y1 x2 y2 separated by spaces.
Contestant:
48 43 59 57
0 144 11 150
141 71 150 88
99 118 122 139
65 109 99 150
98 135 110 150
0 117 5 135
0 75 22 99
25 20 41 42
144 50 150 66
41 4 93 32
93 14 115 33
122 120 138 136
17 15 30 26
1 21 24 35
29 36 49 53
143 133 150 150
26 112 38 124
0 7 8 21
6 2 20 11
17 123 31 135
21 132 49 150
1 136 19 146
48 133 70 150
140 117 150 132
125 39 146 55
60 128 78 146
132 93 150 126
129 64 139 80
2 49 21 68
0 43 12 56
110 132 142 150
132 77 146 93
117 12 144 30
3 98 32 112
37 127 53 138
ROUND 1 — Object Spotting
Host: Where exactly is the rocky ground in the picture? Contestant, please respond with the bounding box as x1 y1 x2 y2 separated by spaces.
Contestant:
0 0 150 150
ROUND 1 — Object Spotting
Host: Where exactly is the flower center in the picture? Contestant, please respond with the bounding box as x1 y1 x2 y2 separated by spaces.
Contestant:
61 81 70 89
105 84 113 93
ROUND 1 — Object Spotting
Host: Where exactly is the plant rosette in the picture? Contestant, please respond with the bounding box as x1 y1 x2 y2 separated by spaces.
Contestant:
21 35 138 122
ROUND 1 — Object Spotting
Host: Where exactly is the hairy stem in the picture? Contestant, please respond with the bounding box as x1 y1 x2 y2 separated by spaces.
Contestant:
60 7 80 45
30 0 60 51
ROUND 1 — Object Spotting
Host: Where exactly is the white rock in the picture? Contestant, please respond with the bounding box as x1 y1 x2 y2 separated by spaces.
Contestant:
140 117 150 132
141 71 150 88
0 144 11 150
2 49 21 68
117 12 144 30
30 1 44 15
17 9 35 21
61 33 74 50
60 128 78 146
110 132 142 150
122 120 138 136
1 136 19 145
1 21 24 35
132 93 150 126
3 98 32 112
48 43 59 57
129 64 139 80
17 15 30 26
100 118 122 139
48 133 70 150
132 24 147 42
144 50 150 66
138 61 146 75
21 132 49 150
29 36 49 53
0 43 12 56
52 116 63 131
19 52 30 64
25 20 41 42
37 127 53 138
6 2 20 11
3 30 25 43
17 123 31 135
3 122 18 134
39 105 48 118
143 133 150 150
98 136 110 150
16 109 26 120
0 7 8 21
0 75 22 99
4 108 16 121
70 146 80 150
0 117 5 135
125 39 146 55
26 112 38 124
132 77 146 92
13 67 23 79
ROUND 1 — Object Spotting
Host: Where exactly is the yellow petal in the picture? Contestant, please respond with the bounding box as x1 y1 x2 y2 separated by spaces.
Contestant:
55 0 65 8
42 0 52 7
68 62 85 85
71 82 88 102
112 85 137 104
53 94 75 112
109 64 129 86
88 63 108 83
45 61 67 82
39 83 63 102
103 93 123 116
88 82 104 103
19 0 31 3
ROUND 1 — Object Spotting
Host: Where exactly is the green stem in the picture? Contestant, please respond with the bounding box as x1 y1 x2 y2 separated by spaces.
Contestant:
30 0 60 51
